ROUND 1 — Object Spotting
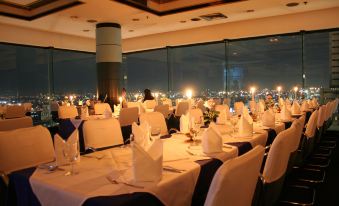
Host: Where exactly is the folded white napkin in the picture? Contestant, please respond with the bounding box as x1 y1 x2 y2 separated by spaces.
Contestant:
132 139 163 182
249 101 257 113
262 109 275 128
202 123 223 154
80 106 89 119
54 130 80 166
216 109 227 125
291 100 301 115
132 122 150 148
280 104 292 121
242 106 250 116
258 101 265 113
301 101 310 112
180 113 190 133
238 113 253 137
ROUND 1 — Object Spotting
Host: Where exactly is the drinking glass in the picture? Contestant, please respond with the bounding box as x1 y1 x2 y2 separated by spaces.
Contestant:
230 115 238 135
63 142 79 176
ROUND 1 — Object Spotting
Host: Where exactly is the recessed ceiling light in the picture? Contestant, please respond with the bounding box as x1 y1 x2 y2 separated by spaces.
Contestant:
129 30 134 32
132 18 139 21
246 9 255 13
87 19 97 23
180 20 186 23
286 2 299 7
233 52 238 55
83 29 90 32
191 18 201 22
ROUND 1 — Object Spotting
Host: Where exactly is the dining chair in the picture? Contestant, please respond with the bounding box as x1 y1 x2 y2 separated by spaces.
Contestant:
119 107 139 127
0 125 55 174
161 98 172 107
94 103 112 115
234 101 244 116
83 118 124 150
189 108 203 123
127 101 144 114
154 104 170 119
4 105 26 119
58 105 78 119
175 101 189 117
139 112 168 136
0 116 33 131
249 100 257 113
143 100 157 110
22 103 32 113
204 145 265 206
196 100 206 113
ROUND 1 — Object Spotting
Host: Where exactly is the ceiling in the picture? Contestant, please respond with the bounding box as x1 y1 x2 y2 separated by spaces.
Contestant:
0 0 338 40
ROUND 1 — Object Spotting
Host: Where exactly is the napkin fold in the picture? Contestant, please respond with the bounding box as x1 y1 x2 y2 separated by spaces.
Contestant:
54 130 80 166
262 109 275 128
180 113 190 133
238 113 253 137
301 100 310 112
132 122 150 148
132 139 163 182
280 104 292 121
311 98 319 108
202 123 223 154
291 100 301 115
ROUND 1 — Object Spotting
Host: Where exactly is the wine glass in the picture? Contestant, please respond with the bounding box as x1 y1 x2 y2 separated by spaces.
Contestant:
63 142 79 176
230 115 238 135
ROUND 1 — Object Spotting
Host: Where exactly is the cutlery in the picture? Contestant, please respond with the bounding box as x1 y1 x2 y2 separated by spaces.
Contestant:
163 166 186 173
106 176 144 189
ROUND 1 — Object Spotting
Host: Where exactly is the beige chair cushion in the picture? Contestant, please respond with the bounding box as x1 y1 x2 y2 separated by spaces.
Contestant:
58 105 78 119
140 112 168 136
0 116 33 131
83 118 123 149
0 125 55 173
5 105 26 119
154 104 170 118
119 107 139 127
94 103 112 115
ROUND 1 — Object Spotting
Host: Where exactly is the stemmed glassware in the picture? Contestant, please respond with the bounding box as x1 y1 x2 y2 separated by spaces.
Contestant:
230 114 238 135
63 141 79 176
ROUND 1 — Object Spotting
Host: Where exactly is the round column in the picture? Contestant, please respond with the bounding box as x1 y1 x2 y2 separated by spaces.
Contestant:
96 22 122 109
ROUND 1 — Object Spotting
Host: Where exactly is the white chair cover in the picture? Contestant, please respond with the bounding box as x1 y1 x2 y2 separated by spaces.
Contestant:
263 126 295 183
127 101 144 114
143 100 157 110
154 104 170 118
234 101 244 115
317 105 326 128
23 103 32 113
0 125 55 173
139 112 168 136
204 145 265 206
83 118 123 149
304 110 318 139
5 105 26 119
175 101 189 117
0 116 33 131
189 108 203 123
94 103 112 115
161 98 172 107
119 107 139 127
58 105 78 119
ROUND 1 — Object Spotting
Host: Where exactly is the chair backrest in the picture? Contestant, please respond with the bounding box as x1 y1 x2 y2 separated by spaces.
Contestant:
5 105 26 119
162 98 172 107
263 126 294 183
0 116 33 131
189 108 203 123
204 145 265 206
83 118 123 149
317 105 326 128
305 110 318 139
288 120 302 153
58 105 78 119
143 100 157 110
94 103 112 115
127 101 144 114
22 103 32 113
196 100 206 113
119 107 139 127
234 102 244 115
175 101 189 117
154 104 170 118
139 112 168 135
0 125 55 173
215 105 229 113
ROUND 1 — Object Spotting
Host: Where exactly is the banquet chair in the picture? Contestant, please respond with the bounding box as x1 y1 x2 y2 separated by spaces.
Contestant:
234 101 244 116
189 108 203 123
205 145 264 206
196 100 206 113
256 126 302 206
143 100 157 111
83 118 123 150
23 102 32 113
0 125 55 174
139 112 168 136
0 116 33 131
154 104 170 118
119 107 139 127
58 105 78 119
127 101 144 114
175 101 189 117
4 105 26 119
94 103 112 115
161 98 172 107
215 104 230 113
249 100 257 113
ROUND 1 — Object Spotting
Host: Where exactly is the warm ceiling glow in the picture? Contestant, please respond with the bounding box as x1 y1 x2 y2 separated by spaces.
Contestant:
186 89 193 99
